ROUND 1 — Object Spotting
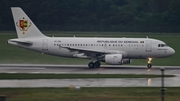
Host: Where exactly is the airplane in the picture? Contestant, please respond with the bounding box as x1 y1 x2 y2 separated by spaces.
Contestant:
8 7 175 68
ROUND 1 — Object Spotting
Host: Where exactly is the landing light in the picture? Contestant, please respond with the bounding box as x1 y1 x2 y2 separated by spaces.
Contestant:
148 58 152 64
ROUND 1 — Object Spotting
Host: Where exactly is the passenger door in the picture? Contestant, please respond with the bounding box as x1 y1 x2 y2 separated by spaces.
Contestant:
42 39 48 51
146 40 152 52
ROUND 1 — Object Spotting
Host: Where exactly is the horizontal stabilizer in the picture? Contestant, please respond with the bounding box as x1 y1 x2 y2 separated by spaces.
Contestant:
8 39 32 46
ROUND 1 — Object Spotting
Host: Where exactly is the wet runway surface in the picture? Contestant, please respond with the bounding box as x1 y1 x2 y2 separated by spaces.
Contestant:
0 64 180 75
0 64 180 87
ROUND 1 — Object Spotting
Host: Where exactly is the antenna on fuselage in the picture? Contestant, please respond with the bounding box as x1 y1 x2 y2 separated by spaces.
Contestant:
73 35 76 38
146 36 149 38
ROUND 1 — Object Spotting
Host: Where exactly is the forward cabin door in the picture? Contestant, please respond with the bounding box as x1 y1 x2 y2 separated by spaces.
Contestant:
42 39 48 51
146 40 152 52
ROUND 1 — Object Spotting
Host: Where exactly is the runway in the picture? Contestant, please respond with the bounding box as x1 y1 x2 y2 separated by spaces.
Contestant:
0 64 180 87
0 64 180 75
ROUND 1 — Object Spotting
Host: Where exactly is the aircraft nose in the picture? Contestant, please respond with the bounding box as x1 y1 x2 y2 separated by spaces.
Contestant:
169 47 175 55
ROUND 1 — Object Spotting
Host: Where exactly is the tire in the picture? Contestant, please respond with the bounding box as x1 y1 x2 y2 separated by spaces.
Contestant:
94 61 101 68
147 64 152 68
88 62 95 68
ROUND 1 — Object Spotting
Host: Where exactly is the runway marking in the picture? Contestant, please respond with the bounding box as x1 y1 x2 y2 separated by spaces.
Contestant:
31 72 41 74
18 68 46 70
7 72 17 73
29 72 68 74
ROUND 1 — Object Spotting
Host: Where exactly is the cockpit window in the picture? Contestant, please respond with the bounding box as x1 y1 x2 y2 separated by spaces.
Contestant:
158 44 168 47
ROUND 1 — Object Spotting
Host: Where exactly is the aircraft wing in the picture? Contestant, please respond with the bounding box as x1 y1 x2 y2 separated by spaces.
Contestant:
61 46 128 57
63 46 106 54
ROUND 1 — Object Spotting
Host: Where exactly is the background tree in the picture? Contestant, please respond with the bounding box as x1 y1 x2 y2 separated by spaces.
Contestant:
0 0 180 32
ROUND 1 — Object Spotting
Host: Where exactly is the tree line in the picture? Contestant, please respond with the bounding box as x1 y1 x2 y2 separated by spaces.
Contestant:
1 0 180 32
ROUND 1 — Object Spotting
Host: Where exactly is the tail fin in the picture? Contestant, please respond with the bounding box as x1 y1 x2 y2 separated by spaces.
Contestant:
11 7 46 38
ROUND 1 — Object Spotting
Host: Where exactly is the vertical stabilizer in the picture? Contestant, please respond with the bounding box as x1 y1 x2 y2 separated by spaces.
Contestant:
11 7 46 38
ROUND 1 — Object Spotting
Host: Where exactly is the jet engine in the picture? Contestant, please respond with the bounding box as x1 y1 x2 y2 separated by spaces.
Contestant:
105 54 132 65
105 54 123 65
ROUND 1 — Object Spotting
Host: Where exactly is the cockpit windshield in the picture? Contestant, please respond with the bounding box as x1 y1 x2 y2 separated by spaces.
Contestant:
158 44 168 47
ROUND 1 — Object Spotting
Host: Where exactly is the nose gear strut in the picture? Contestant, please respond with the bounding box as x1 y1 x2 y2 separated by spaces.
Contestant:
147 58 152 68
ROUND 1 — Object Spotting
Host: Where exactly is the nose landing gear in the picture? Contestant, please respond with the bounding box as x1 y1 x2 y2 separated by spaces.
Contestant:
147 58 152 68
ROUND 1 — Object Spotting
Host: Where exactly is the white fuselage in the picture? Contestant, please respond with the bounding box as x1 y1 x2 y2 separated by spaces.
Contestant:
9 7 176 68
8 37 175 60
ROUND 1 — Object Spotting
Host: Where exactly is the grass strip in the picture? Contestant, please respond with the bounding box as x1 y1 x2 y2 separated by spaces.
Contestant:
0 73 175 79
0 87 180 101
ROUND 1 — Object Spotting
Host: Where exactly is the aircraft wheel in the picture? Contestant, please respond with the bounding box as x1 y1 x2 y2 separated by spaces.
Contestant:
147 64 152 68
94 61 101 68
88 62 95 68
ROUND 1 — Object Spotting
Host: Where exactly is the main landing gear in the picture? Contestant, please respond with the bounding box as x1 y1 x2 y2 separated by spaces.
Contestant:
147 58 152 68
88 61 101 68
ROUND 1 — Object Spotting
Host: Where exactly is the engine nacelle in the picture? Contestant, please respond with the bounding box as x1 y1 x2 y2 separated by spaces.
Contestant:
122 59 132 64
105 54 123 65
